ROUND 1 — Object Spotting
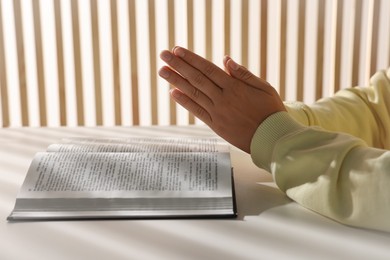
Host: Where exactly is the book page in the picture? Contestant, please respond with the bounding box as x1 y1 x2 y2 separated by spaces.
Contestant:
47 137 230 153
18 151 232 199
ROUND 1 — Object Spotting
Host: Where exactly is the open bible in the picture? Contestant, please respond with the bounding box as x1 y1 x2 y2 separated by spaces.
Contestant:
8 137 236 220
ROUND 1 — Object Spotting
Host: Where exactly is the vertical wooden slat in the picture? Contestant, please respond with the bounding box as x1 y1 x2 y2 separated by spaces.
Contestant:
388 3 390 68
32 0 47 126
128 0 139 125
315 0 325 100
187 0 195 124
110 0 121 125
186 0 194 52
90 0 102 125
331 0 343 93
224 0 231 56
241 0 249 68
296 0 306 101
71 0 84 125
0 2 10 127
279 0 287 100
260 0 268 80
368 0 380 79
54 0 67 126
167 0 176 125
205 0 212 61
13 0 29 126
148 0 158 125
351 0 362 87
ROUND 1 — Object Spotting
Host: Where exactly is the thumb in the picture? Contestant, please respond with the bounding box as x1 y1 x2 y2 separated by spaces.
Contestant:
223 55 270 89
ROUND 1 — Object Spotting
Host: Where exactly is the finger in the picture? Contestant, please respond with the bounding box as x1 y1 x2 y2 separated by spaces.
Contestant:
224 56 271 90
173 46 233 89
158 66 213 109
222 55 231 75
160 50 222 99
169 88 212 125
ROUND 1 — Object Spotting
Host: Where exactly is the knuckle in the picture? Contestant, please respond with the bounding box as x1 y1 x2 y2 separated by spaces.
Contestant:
168 74 178 85
185 53 194 64
193 72 205 86
239 69 253 81
204 63 216 77
180 96 189 106
191 88 200 99
194 106 206 118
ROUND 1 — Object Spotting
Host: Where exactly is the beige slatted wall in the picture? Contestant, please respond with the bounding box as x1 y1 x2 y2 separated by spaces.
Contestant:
71 0 84 126
331 0 343 94
148 0 157 125
128 0 139 125
315 0 325 101
32 0 47 126
13 0 29 126
241 0 248 68
187 0 195 125
350 0 362 89
90 0 102 126
367 0 380 83
259 0 267 80
167 0 176 125
224 0 230 57
111 0 121 125
0 0 389 127
54 0 67 126
296 0 305 101
278 0 287 100
0 1 9 127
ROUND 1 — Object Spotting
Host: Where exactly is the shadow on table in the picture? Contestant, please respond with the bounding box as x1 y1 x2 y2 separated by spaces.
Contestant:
235 181 291 220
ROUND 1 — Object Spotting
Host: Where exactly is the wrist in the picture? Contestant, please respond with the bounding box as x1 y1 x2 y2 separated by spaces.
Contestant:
250 111 305 172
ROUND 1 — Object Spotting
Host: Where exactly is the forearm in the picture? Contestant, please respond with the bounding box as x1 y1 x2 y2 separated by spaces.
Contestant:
251 112 390 232
285 69 390 149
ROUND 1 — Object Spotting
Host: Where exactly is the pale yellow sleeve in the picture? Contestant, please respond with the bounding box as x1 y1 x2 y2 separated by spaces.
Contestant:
285 69 390 149
250 69 390 232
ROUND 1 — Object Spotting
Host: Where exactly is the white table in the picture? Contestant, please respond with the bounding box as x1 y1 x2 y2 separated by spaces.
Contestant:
1 125 390 260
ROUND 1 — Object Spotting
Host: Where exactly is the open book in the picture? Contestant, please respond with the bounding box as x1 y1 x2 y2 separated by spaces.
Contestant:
8 137 236 220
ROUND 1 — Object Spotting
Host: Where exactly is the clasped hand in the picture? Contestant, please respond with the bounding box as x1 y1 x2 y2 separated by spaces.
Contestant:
159 47 285 153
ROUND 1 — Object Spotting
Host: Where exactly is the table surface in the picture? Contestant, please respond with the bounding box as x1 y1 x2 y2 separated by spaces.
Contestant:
1 125 390 260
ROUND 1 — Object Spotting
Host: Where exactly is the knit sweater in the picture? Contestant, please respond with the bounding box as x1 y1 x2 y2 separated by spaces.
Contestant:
250 69 390 232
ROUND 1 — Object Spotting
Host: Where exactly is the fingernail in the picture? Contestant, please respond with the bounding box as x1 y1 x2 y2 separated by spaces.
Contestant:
161 51 173 61
223 55 231 67
173 47 185 58
159 68 170 78
228 59 240 71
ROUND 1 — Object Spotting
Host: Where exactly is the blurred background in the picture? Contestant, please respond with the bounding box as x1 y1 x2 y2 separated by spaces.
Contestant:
0 0 389 127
